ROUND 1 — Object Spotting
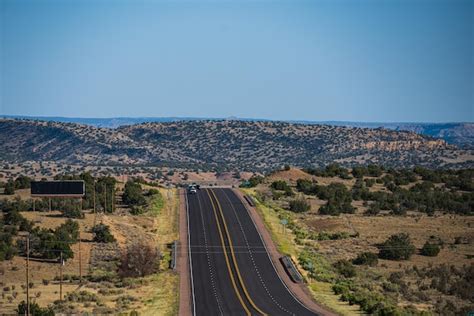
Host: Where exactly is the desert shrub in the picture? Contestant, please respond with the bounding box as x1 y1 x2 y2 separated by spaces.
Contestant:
352 252 378 266
21 228 74 261
118 240 160 278
296 179 317 195
317 183 355 215
289 197 310 213
310 231 351 241
351 166 367 178
378 233 415 260
364 203 380 216
0 231 17 261
62 207 84 219
146 188 159 196
319 200 355 215
351 179 370 201
4 179 15 195
129 205 145 215
333 260 357 278
122 181 146 206
364 178 376 187
241 175 264 188
17 301 54 316
367 164 384 177
14 175 32 189
92 224 116 243
271 180 293 196
66 290 98 302
305 163 351 179
420 241 440 257
54 219 79 243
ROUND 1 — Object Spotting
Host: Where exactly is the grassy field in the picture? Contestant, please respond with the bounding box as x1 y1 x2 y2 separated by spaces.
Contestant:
139 188 179 316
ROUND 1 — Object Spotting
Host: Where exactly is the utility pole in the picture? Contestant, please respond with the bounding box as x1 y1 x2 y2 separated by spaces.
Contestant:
78 231 82 283
25 234 30 316
112 185 115 212
104 183 107 213
59 252 63 301
93 180 96 213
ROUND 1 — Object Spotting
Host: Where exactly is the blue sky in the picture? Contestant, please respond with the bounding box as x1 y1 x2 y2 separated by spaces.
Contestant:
1 0 473 122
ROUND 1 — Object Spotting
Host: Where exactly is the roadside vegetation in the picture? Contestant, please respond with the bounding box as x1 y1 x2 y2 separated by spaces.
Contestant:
0 173 179 315
242 165 473 315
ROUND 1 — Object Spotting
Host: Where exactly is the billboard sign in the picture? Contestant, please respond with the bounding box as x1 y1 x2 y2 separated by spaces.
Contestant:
31 181 85 197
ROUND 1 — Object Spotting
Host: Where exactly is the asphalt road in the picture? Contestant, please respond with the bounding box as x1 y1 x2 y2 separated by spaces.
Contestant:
187 188 318 316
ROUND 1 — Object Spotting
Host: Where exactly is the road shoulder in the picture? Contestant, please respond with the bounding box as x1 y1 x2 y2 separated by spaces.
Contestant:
178 189 192 316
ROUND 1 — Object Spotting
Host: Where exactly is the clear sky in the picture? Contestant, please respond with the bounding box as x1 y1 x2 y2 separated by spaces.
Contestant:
1 0 473 122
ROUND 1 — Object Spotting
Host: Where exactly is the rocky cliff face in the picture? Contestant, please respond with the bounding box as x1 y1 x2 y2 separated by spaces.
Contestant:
0 119 471 171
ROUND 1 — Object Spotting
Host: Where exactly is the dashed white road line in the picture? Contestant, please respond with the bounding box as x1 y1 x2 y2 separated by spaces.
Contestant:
221 189 295 316
196 193 224 315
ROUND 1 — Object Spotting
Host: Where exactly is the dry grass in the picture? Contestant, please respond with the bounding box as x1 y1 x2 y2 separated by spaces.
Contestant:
309 214 474 269
0 187 180 314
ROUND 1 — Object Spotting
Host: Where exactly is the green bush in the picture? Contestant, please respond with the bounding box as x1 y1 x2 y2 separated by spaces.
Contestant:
17 301 54 316
352 252 378 266
92 224 116 243
61 205 84 218
289 198 310 213
123 181 146 206
4 179 15 195
18 227 74 261
420 241 440 257
364 203 380 216
14 175 32 189
55 219 80 243
296 179 317 195
271 180 294 196
242 175 264 188
0 242 16 261
333 260 357 278
378 233 415 260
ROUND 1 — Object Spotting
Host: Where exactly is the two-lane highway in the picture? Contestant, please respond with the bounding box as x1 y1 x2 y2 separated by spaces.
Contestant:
187 188 318 315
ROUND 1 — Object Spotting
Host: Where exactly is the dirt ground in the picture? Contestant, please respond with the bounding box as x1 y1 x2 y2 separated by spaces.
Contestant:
305 214 474 270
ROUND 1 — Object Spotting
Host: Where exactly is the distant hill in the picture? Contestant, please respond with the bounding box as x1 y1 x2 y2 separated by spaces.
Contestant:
2 115 472 148
0 119 472 171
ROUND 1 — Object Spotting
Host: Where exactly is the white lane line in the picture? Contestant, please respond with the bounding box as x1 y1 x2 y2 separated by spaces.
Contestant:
185 191 196 316
231 189 317 315
196 193 224 315
221 189 294 315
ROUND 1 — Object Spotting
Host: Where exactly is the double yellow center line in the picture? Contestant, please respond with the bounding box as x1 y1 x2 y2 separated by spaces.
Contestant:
206 189 267 316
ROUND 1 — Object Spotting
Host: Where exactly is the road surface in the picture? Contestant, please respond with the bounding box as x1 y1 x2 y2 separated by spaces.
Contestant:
187 188 319 315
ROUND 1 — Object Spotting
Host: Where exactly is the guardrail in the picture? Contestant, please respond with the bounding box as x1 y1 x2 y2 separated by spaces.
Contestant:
244 195 255 207
170 240 178 270
280 256 303 283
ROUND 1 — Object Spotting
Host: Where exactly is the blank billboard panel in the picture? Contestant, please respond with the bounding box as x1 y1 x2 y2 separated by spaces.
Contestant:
31 181 85 197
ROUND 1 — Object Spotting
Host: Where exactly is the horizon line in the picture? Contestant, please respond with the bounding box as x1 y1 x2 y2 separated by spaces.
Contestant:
1 114 471 125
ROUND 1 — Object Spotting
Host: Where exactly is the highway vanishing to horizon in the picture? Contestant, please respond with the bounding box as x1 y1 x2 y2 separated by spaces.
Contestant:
187 188 318 315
